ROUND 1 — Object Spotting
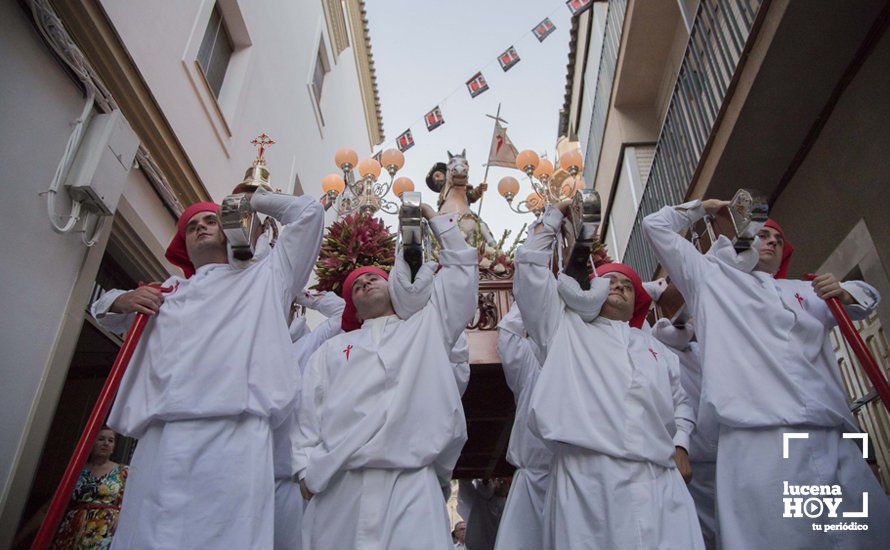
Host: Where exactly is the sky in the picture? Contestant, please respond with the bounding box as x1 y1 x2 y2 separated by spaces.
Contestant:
365 0 574 243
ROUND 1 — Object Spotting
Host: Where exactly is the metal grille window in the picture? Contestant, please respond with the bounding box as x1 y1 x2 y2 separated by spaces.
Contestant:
312 42 331 106
196 4 233 98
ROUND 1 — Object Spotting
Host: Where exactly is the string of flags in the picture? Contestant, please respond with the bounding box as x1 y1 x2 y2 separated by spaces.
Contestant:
389 0 597 153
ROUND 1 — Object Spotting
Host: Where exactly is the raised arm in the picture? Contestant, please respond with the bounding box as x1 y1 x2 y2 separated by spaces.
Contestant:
497 303 541 399
513 205 564 357
293 316 343 371
426 212 480 351
250 188 325 316
809 275 881 326
641 200 720 307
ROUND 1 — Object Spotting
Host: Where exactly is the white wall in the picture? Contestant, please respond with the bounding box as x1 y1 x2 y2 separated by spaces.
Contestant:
0 0 100 512
99 0 376 203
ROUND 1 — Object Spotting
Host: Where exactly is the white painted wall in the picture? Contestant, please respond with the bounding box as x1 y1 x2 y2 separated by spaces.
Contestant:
99 0 376 204
0 1 100 506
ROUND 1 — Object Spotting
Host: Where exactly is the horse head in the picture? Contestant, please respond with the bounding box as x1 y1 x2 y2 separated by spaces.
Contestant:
446 149 469 187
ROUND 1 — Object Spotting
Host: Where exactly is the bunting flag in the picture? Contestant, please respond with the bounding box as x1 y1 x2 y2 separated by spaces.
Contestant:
396 129 415 152
566 0 594 16
487 121 520 169
532 18 556 42
466 71 490 98
498 46 521 72
424 106 445 131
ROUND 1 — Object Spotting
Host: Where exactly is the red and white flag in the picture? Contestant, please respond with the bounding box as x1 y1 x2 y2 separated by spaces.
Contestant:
532 18 556 42
566 0 594 17
487 122 519 169
498 46 521 72
396 129 414 152
425 106 445 131
466 71 489 98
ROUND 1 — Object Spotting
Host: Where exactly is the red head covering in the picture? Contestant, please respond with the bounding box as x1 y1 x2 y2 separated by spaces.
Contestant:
763 219 794 279
341 266 389 332
164 202 220 278
590 263 653 329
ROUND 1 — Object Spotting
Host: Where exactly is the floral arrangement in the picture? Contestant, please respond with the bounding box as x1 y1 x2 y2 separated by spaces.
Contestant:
312 212 396 294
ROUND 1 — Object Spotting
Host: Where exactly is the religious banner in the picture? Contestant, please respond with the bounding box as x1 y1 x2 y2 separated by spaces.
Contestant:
498 46 521 72
532 18 556 42
487 121 519 169
566 0 594 16
396 129 415 152
466 71 489 98
425 106 445 131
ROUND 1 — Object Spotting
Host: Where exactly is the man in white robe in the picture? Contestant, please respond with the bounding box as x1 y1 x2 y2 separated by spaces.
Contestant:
642 199 890 549
91 189 324 549
294 207 478 550
493 303 552 550
651 318 719 550
514 203 704 549
273 291 345 550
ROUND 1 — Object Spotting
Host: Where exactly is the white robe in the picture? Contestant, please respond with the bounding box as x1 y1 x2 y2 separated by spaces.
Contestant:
93 189 324 549
642 201 890 547
493 304 552 550
295 213 478 550
274 303 345 550
651 320 719 549
514 205 703 550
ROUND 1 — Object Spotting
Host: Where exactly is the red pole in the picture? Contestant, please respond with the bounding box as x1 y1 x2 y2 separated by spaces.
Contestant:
32 283 168 549
805 274 890 413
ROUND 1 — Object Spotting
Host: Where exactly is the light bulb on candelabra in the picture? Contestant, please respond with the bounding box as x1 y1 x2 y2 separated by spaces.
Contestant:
393 177 414 198
335 147 358 173
559 149 583 176
533 159 554 181
498 176 520 201
322 173 345 195
516 150 540 175
380 148 405 176
357 158 382 180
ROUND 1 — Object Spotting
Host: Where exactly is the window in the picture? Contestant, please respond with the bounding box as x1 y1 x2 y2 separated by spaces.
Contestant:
196 3 233 98
312 41 331 105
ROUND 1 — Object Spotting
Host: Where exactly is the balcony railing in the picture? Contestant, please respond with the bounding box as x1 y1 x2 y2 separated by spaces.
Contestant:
622 0 765 277
581 0 628 185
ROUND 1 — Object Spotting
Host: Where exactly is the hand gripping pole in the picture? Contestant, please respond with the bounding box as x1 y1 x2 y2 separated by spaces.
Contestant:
805 274 890 413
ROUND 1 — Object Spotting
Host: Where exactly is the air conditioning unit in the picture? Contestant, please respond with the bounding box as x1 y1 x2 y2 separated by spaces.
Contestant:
64 109 139 215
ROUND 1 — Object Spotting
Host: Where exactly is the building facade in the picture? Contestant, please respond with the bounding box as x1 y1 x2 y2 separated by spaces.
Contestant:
561 0 890 490
0 0 383 545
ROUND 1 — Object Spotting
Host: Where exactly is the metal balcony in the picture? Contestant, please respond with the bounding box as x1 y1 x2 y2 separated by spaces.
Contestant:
622 0 765 277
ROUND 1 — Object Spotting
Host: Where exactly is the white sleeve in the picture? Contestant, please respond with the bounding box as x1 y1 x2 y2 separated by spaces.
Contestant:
641 201 713 309
250 188 325 317
665 344 695 451
497 329 538 402
513 205 564 357
388 248 438 320
294 348 326 484
293 317 343 371
425 213 480 351
90 289 135 334
840 281 880 321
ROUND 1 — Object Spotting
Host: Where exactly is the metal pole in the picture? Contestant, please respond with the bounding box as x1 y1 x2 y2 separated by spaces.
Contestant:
477 104 502 217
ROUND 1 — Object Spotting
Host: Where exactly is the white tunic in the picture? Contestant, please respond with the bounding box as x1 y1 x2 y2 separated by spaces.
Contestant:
651 320 718 549
274 301 345 550
513 206 702 549
643 201 890 547
493 304 552 550
295 213 477 550
93 190 324 549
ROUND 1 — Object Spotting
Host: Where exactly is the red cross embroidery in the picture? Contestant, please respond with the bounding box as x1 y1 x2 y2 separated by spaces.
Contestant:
649 347 658 360
343 345 353 361
795 293 805 308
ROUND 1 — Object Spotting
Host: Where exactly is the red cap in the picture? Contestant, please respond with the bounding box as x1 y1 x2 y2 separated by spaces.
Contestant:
591 263 653 329
341 266 389 332
764 219 794 279
164 202 220 278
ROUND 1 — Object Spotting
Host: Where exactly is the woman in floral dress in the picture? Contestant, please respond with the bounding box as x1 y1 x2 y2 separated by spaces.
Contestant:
52 427 128 549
